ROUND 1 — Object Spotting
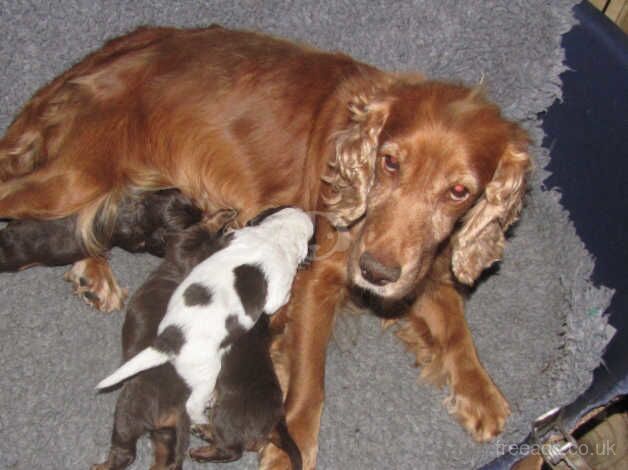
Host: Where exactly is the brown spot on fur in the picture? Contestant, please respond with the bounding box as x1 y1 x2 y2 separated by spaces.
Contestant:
183 283 212 307
233 264 267 321
154 325 185 355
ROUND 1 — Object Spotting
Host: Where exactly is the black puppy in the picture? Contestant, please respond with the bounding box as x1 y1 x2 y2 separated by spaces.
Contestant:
0 189 202 272
94 212 235 470
189 314 302 470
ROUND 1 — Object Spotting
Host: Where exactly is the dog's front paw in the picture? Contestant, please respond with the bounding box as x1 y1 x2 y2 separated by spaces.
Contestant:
444 373 510 442
64 258 127 312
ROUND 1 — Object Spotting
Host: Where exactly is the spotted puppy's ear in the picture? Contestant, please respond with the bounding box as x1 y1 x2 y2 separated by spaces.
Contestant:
322 96 390 228
451 140 532 285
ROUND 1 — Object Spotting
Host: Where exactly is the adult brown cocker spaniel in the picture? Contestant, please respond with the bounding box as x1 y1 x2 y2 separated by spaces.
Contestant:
0 25 531 469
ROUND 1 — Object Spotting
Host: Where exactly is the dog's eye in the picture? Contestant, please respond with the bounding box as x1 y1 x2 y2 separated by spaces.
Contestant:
449 184 469 202
381 154 400 173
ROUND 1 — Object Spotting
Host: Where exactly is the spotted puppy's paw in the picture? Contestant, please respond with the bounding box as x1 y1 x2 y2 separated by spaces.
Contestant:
64 257 128 312
190 423 214 441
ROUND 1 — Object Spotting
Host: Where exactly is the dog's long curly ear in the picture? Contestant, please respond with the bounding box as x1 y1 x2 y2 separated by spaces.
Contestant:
451 141 532 285
322 96 390 228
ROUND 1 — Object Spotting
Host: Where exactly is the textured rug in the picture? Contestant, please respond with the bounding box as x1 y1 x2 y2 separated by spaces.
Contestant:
0 1 615 469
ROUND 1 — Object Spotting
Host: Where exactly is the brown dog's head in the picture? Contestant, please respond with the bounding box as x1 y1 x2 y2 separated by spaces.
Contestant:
323 80 532 307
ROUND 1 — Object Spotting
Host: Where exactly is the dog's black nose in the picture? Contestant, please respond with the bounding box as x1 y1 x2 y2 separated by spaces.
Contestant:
359 252 401 286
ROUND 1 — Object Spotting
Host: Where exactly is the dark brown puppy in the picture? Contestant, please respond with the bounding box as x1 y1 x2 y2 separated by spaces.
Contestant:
189 314 302 470
94 213 234 470
0 189 202 272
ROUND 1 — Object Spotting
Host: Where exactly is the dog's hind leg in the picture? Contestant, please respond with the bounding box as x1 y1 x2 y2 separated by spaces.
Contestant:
0 109 140 308
0 166 130 311
0 163 112 220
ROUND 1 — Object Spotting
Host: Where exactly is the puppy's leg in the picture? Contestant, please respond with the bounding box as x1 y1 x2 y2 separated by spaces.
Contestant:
64 257 128 312
93 400 144 470
147 408 190 470
95 377 184 470
171 412 191 470
150 428 187 470
396 279 510 442
149 429 175 470
261 219 347 470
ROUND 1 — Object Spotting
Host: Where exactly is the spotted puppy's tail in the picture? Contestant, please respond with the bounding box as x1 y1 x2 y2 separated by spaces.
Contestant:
96 347 169 389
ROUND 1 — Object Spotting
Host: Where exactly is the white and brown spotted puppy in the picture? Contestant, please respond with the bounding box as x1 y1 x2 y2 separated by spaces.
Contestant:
97 206 314 424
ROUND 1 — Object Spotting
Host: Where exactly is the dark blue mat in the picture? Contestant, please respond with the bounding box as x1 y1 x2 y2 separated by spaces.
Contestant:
485 2 628 468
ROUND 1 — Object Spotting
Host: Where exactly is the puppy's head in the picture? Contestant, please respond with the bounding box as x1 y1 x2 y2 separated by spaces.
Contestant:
164 223 232 273
246 206 315 268
111 189 203 256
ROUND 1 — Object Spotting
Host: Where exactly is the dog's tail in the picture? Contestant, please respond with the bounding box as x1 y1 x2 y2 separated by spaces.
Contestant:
270 417 302 470
96 346 169 390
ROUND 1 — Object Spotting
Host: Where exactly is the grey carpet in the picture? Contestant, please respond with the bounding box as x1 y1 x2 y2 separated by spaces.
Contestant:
0 1 615 469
